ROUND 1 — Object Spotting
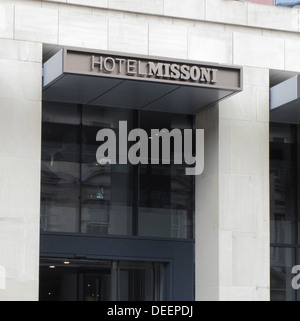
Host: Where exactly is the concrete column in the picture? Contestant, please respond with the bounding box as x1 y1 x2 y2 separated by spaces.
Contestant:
0 39 42 301
195 67 270 301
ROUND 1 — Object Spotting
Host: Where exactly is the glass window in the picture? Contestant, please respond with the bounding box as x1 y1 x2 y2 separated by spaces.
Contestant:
138 111 194 239
139 164 193 238
39 258 166 301
271 247 296 301
119 261 164 301
80 106 134 236
270 123 297 244
270 123 300 301
41 103 81 233
41 102 194 239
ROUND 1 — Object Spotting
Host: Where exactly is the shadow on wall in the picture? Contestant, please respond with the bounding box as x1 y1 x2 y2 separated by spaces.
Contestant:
0 266 6 290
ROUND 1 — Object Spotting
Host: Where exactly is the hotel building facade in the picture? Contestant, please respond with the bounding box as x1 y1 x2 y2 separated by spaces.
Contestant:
0 0 300 301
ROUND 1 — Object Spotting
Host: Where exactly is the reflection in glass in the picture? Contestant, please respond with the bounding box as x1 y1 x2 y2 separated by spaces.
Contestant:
270 123 296 244
39 258 165 301
41 102 194 239
40 258 112 301
41 103 80 233
270 123 300 301
79 271 111 301
270 247 296 301
119 261 164 301
139 165 193 238
138 111 194 239
80 106 134 236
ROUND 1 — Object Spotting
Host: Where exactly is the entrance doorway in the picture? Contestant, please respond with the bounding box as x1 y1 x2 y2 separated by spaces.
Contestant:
39 258 166 301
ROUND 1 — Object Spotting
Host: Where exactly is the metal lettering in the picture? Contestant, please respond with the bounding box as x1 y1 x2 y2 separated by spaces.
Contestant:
137 60 147 77
148 62 164 78
170 64 180 80
200 67 211 83
104 57 115 72
180 65 190 80
115 58 126 73
90 55 220 85
127 59 137 75
91 55 103 71
190 66 201 81
163 63 171 78
211 68 218 83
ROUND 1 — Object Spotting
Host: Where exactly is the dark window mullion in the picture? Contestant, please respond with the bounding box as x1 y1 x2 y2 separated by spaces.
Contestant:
296 125 300 301
292 125 298 245
78 104 83 233
132 110 140 236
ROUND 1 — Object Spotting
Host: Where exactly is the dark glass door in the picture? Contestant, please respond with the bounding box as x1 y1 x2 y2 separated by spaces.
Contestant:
78 270 111 301
39 258 166 301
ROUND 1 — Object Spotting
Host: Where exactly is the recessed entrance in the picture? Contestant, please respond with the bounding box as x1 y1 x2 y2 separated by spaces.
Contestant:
40 46 243 301
40 258 166 301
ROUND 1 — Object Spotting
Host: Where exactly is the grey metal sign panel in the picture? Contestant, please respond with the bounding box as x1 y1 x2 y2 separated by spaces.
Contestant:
43 47 243 114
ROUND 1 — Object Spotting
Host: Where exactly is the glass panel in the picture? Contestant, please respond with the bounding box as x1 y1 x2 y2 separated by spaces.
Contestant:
41 102 80 233
41 102 194 239
79 270 111 301
138 111 194 238
80 106 134 236
270 123 296 244
139 164 193 238
297 128 300 245
39 258 165 301
39 266 78 301
39 258 112 301
270 247 296 301
119 261 164 301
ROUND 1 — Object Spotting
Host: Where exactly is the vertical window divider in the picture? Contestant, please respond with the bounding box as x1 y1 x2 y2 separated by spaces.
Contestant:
78 104 83 233
295 125 300 301
132 110 140 236
296 125 299 245
117 261 120 301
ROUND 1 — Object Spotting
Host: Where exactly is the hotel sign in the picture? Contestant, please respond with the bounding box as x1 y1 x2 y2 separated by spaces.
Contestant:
91 55 218 85
49 48 242 91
